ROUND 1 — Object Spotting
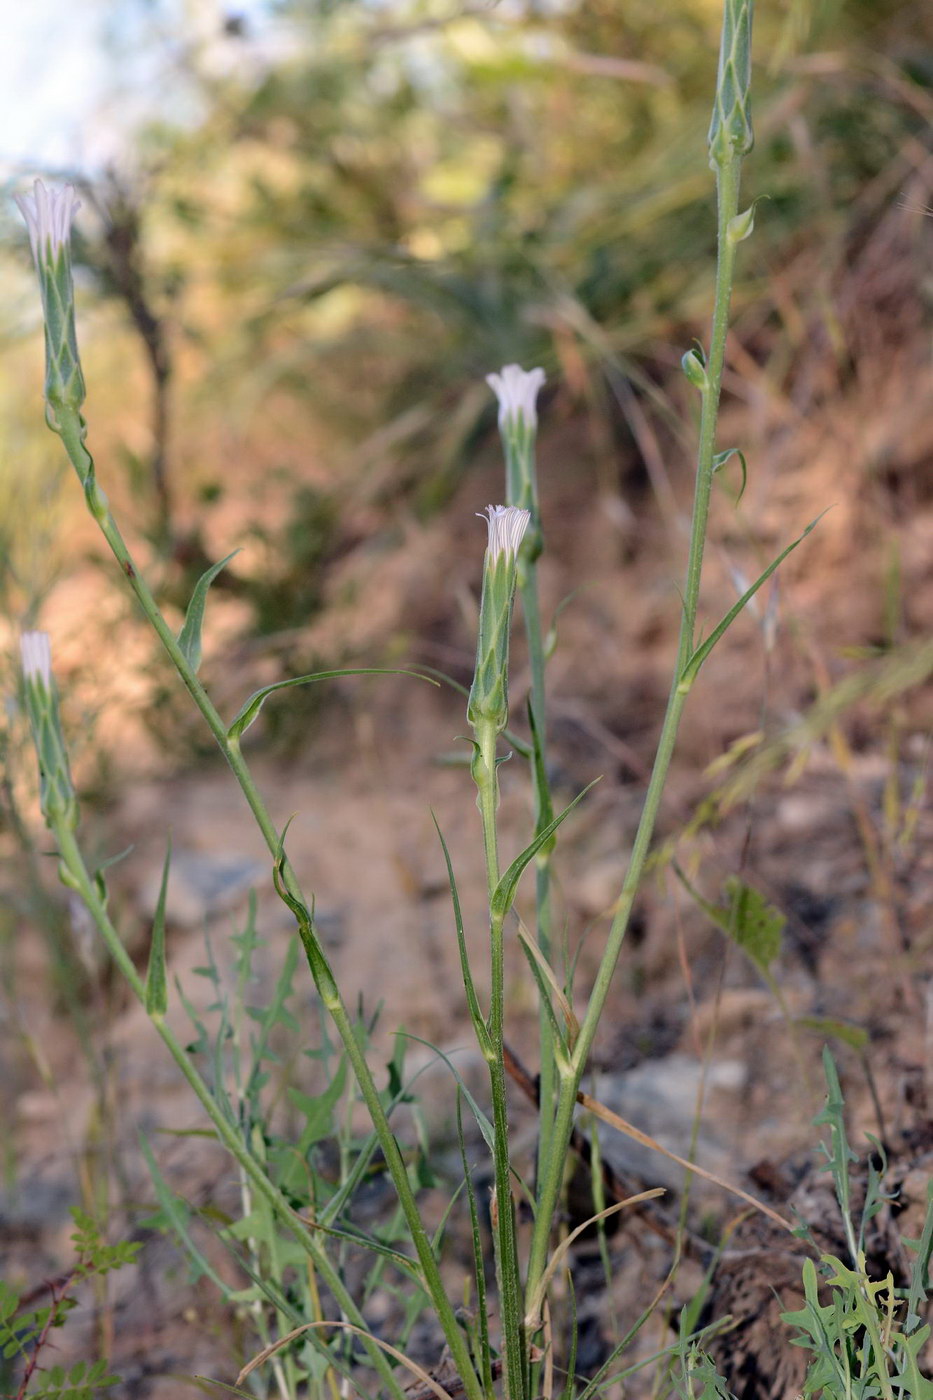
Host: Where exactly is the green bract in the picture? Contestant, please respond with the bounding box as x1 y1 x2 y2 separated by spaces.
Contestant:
467 505 531 736
707 0 754 169
19 630 78 832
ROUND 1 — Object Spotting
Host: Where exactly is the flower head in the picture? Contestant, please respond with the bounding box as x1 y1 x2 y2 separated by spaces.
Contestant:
19 630 77 830
14 180 86 418
478 504 531 562
486 364 546 431
20 630 53 689
15 180 81 267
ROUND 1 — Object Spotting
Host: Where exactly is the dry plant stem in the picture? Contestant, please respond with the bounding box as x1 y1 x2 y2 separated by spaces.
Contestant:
50 821 408 1400
475 718 527 1400
52 407 484 1400
524 154 745 1318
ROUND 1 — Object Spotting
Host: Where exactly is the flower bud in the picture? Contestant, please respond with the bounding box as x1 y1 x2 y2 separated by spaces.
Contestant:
707 0 754 170
15 180 86 421
467 506 531 736
19 630 78 831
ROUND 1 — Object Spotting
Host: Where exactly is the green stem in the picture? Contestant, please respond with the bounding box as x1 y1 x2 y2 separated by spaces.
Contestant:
524 154 744 1317
52 821 408 1400
52 410 484 1400
518 573 557 1185
474 721 527 1400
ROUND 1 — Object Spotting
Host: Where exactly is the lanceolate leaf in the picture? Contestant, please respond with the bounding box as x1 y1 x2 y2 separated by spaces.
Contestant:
432 813 490 1055
227 668 436 742
491 779 600 922
177 550 240 673
680 512 826 688
145 837 171 1016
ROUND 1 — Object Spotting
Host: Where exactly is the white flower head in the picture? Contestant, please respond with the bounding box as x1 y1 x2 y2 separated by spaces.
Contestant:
478 504 531 561
486 364 546 430
20 630 53 689
15 180 81 265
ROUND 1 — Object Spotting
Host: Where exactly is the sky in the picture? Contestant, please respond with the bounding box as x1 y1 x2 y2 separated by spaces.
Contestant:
0 0 276 176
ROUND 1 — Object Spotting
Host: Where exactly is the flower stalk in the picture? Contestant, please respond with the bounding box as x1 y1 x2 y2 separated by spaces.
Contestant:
467 503 530 1400
523 0 755 1333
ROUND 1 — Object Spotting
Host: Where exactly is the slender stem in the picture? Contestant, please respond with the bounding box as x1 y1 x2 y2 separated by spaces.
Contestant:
524 155 744 1315
52 411 484 1400
518 572 558 1188
52 822 409 1400
474 721 527 1400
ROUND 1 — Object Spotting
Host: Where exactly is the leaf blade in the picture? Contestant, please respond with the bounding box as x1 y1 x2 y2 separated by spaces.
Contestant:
177 550 240 673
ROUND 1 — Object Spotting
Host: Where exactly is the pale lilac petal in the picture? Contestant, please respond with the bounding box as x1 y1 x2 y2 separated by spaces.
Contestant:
477 504 531 561
15 179 81 263
20 630 53 688
486 364 546 429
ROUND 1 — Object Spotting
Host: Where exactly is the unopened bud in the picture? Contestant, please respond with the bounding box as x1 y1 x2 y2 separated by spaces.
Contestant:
467 506 530 736
19 630 78 831
708 0 754 170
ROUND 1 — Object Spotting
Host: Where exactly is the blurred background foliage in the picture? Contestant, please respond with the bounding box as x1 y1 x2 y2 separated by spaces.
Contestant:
0 0 931 661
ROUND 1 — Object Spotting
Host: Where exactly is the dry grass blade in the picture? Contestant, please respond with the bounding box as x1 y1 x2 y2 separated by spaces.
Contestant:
235 1321 454 1400
525 1189 666 1329
577 1090 794 1234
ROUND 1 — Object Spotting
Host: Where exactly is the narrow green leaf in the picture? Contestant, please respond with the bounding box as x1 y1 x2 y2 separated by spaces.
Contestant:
227 667 436 742
795 1017 869 1053
139 1135 231 1294
680 512 826 687
517 931 569 1059
145 837 171 1016
456 1092 494 1396
491 778 600 921
432 813 490 1055
399 1033 495 1156
904 1181 933 1332
94 844 135 877
711 446 747 502
177 550 240 673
